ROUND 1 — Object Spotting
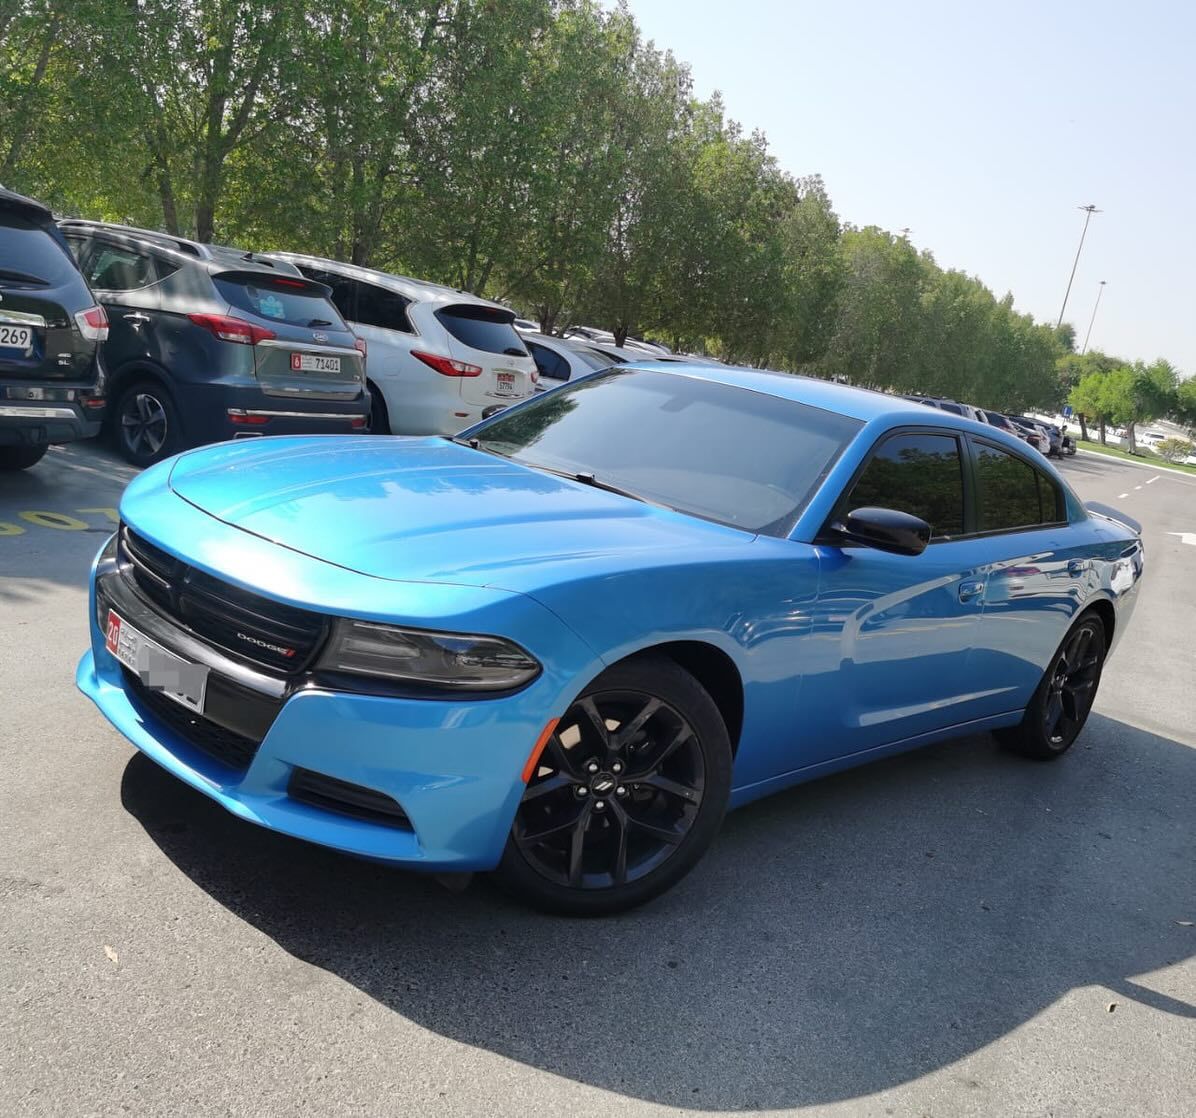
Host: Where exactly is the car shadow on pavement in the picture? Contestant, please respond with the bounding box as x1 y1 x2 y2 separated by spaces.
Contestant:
119 713 1195 1110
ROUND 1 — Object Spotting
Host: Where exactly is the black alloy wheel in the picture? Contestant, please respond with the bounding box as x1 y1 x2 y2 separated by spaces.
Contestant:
115 381 179 466
998 612 1107 760
497 656 731 915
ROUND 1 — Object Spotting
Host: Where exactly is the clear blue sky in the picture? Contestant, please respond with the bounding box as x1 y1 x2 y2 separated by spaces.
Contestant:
627 0 1195 373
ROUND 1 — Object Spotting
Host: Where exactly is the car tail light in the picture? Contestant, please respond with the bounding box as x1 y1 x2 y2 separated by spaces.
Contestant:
411 350 482 377
227 410 269 426
75 305 109 342
189 313 276 346
354 337 367 358
350 416 367 429
80 395 106 409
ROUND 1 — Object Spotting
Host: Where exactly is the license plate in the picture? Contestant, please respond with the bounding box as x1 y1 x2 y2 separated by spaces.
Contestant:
0 324 33 352
106 609 208 713
290 353 341 374
495 371 517 396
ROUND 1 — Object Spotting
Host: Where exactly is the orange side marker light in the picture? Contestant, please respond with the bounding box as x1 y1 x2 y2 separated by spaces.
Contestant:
521 719 560 784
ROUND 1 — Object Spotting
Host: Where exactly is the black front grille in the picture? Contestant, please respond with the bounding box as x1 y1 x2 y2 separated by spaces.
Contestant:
123 668 261 771
288 768 412 829
119 526 328 673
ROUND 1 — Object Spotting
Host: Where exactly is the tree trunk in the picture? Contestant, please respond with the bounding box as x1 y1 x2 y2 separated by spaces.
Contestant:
1078 413 1089 442
1125 424 1137 454
613 324 629 347
1098 419 1106 445
0 15 61 179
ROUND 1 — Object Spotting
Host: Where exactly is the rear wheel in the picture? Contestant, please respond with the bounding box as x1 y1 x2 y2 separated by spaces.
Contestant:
0 444 48 471
114 380 180 466
996 612 1107 760
367 384 391 434
495 656 732 915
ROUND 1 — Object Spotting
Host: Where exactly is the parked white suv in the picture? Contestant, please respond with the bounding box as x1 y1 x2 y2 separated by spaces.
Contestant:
268 253 537 434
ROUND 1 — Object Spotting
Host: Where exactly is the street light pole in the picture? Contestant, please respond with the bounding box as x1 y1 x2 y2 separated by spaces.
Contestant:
1081 280 1107 355
1056 204 1101 328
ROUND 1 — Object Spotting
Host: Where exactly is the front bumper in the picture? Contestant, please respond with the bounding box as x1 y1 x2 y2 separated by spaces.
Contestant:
76 538 582 872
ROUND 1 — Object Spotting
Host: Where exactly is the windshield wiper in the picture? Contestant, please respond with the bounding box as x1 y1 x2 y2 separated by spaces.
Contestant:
571 471 654 504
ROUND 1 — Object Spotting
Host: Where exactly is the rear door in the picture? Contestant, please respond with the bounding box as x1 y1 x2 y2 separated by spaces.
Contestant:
436 304 536 407
75 237 165 372
964 438 1082 715
213 272 363 400
0 211 96 383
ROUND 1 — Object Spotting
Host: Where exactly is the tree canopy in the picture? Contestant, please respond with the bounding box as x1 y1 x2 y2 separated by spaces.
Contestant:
1 0 1187 410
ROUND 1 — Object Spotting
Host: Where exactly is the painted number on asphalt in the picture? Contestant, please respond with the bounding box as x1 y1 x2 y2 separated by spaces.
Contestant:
0 507 118 537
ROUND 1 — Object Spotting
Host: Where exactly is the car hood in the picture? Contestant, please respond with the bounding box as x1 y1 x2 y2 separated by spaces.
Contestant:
166 436 748 590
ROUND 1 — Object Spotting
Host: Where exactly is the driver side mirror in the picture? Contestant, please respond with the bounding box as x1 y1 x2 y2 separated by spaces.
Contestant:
829 506 931 556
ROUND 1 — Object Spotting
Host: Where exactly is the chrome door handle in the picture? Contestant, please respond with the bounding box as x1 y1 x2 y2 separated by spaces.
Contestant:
1067 559 1087 577
123 312 150 324
958 580 985 603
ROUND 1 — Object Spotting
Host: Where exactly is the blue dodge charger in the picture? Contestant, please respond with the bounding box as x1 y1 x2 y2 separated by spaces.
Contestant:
77 364 1144 913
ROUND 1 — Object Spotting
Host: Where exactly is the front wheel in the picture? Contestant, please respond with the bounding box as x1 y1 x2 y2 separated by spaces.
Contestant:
495 656 732 915
0 444 49 470
996 612 1107 760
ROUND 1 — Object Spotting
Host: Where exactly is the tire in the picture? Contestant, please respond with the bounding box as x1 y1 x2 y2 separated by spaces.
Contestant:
495 655 733 916
996 611 1107 760
0 444 48 471
113 380 181 467
367 383 391 434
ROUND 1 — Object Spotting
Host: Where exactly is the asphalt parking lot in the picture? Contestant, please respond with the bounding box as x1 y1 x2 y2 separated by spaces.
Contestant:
1 440 1193 1118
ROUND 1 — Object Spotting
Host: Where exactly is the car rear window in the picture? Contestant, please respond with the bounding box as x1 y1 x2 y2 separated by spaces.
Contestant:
0 215 85 289
215 275 348 329
436 304 528 355
472 367 862 536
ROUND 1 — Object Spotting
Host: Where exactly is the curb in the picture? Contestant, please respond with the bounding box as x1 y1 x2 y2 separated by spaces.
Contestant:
1073 447 1196 482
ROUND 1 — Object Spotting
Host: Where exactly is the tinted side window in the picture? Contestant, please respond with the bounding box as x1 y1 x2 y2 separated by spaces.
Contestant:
352 282 413 333
527 341 569 381
85 243 156 291
436 304 527 355
975 443 1063 531
845 432 964 539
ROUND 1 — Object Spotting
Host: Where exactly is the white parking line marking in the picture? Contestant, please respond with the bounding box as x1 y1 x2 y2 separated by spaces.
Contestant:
1147 476 1161 484
1118 492 1129 499
1134 485 1143 490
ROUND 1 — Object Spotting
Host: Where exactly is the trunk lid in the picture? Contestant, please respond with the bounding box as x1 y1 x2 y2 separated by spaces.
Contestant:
436 303 537 408
213 271 364 400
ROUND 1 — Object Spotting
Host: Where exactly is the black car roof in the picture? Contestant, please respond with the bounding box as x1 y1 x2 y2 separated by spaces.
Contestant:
0 186 55 223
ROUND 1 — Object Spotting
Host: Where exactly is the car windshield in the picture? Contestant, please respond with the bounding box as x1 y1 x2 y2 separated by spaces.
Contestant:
469 367 861 536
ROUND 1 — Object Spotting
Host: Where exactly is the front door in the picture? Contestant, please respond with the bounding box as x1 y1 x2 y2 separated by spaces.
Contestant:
803 430 989 761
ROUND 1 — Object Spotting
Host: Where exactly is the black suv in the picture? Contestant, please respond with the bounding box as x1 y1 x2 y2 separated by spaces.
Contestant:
58 220 369 465
0 188 107 470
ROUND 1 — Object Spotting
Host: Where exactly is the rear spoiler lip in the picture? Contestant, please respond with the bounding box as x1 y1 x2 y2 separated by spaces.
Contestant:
1084 500 1142 536
212 268 333 298
0 187 54 224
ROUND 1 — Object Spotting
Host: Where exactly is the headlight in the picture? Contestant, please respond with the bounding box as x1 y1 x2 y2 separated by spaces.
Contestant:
319 620 541 691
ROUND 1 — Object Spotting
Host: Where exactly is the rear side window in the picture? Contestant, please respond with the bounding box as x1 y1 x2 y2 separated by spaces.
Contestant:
436 304 527 355
84 243 158 291
352 282 413 333
845 432 965 539
527 341 570 381
215 275 347 329
0 215 84 288
975 442 1063 531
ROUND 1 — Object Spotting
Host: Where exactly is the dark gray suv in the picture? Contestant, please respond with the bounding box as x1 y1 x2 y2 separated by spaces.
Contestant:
1 189 107 470
58 220 368 465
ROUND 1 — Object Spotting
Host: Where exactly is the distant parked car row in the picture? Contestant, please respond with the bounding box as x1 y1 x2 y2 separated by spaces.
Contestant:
904 396 1074 459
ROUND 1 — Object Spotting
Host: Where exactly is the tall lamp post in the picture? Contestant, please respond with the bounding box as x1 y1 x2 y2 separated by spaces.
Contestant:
1081 280 1107 355
1056 203 1101 328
